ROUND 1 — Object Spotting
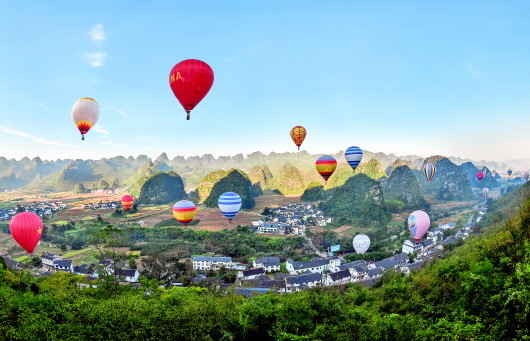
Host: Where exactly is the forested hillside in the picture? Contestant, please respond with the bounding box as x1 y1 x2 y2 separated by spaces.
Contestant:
1 182 530 339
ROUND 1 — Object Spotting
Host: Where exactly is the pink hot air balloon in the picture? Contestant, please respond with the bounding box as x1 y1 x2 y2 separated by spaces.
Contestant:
408 210 430 242
476 171 484 181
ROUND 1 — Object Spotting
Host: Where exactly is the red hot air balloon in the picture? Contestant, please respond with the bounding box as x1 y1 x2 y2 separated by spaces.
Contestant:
476 171 484 181
9 212 43 254
121 195 134 212
169 59 214 120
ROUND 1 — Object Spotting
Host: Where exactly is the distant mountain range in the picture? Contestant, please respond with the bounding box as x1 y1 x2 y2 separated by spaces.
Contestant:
0 151 526 192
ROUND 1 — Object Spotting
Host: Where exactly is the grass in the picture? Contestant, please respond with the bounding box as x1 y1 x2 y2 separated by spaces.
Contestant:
126 251 141 256
62 248 92 259
65 230 81 235
14 255 30 262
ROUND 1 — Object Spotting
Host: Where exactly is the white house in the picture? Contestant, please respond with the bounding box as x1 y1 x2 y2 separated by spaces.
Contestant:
192 256 232 271
54 259 73 272
285 272 322 292
256 223 279 234
238 267 265 280
253 256 281 273
438 223 456 230
211 257 232 271
116 269 140 282
286 258 329 275
323 270 351 286
193 256 213 271
42 253 61 270
402 239 424 254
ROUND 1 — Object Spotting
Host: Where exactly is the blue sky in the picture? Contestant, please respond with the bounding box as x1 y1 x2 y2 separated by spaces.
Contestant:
1 1 529 162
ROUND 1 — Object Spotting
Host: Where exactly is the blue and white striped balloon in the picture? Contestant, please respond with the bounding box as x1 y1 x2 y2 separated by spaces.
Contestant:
345 146 363 170
218 192 242 223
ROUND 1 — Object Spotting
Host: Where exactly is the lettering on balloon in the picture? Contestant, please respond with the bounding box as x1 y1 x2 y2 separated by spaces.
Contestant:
169 72 183 84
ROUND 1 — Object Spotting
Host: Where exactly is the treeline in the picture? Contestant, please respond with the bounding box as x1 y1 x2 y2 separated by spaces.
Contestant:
0 183 529 339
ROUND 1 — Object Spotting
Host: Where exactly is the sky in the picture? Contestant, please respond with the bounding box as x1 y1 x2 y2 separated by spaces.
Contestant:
1 1 530 162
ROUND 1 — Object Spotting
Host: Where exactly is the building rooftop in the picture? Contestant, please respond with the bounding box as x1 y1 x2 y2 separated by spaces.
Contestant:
254 256 281 267
285 272 322 285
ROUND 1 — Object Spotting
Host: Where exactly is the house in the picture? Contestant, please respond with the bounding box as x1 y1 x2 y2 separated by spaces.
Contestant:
368 267 383 278
286 258 329 275
402 239 424 254
285 272 322 292
427 228 445 244
96 259 114 276
339 260 367 272
42 253 61 270
351 263 369 280
73 264 90 276
192 256 213 271
253 256 281 273
323 270 351 286
115 269 140 282
238 267 265 280
438 223 456 230
210 257 232 271
257 223 279 234
54 259 73 272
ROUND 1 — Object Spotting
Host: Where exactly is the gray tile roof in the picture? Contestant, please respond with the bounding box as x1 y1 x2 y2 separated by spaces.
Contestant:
393 253 409 264
211 257 232 263
368 267 383 277
285 272 322 285
422 239 434 248
73 264 89 274
339 260 367 271
116 269 137 277
328 270 351 281
243 268 265 277
54 260 72 268
193 256 212 262
288 258 328 270
375 258 397 270
352 263 369 273
254 256 281 267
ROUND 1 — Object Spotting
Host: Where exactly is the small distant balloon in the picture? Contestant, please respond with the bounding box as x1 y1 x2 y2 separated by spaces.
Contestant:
172 200 197 226
408 210 430 242
422 163 436 182
483 187 489 199
507 169 513 177
72 98 99 140
169 59 214 120
476 171 484 181
524 172 529 181
345 146 363 170
352 234 370 254
491 171 496 179
290 126 307 150
121 195 134 212
315 155 337 182
218 192 242 223
9 212 43 254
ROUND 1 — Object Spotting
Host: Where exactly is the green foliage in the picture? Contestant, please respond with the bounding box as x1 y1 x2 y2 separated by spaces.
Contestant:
383 165 428 209
301 181 324 202
384 199 406 214
248 165 275 190
72 182 88 194
320 174 391 227
203 169 256 209
137 171 186 205
277 165 306 196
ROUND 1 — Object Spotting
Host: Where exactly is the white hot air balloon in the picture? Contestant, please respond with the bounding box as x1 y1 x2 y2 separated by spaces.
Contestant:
72 98 100 140
352 234 370 254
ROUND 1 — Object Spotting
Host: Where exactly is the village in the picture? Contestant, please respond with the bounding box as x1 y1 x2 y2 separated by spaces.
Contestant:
0 205 487 296
0 201 67 221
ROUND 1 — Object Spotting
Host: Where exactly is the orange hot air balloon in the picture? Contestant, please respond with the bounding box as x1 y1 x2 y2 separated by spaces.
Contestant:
9 212 43 254
121 195 134 212
290 126 307 150
169 59 214 120
72 98 100 140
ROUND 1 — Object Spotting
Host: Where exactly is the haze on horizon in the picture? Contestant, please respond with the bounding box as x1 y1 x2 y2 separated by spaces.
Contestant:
1 2 529 163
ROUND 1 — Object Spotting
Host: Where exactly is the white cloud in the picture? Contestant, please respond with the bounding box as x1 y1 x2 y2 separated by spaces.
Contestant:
102 107 128 117
89 24 106 43
91 124 109 135
0 126 77 148
83 52 107 67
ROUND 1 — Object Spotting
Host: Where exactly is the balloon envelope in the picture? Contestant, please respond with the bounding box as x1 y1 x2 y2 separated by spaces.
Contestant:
483 187 489 198
422 163 436 182
352 234 370 254
172 200 197 225
524 172 529 181
507 169 513 176
408 210 430 242
9 212 43 254
290 126 307 150
121 195 134 211
476 171 484 181
315 155 337 182
345 146 363 170
218 192 242 223
72 98 99 140
169 59 214 119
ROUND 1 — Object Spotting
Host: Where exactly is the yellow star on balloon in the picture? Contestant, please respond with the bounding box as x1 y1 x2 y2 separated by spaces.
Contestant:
36 227 42 235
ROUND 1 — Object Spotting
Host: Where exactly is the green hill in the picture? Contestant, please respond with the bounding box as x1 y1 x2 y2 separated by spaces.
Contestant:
301 181 325 202
320 173 391 226
137 171 186 205
248 165 274 190
383 165 428 209
203 169 256 209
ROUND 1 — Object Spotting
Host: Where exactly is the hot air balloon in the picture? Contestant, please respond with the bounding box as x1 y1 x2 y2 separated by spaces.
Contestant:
290 126 307 150
476 171 484 181
507 169 513 177
72 98 100 140
408 210 430 242
218 192 242 223
352 234 370 254
524 172 529 181
169 59 214 120
483 187 489 199
422 163 436 182
315 155 337 182
345 146 363 170
172 200 197 226
9 212 43 254
121 195 134 212
491 171 497 179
